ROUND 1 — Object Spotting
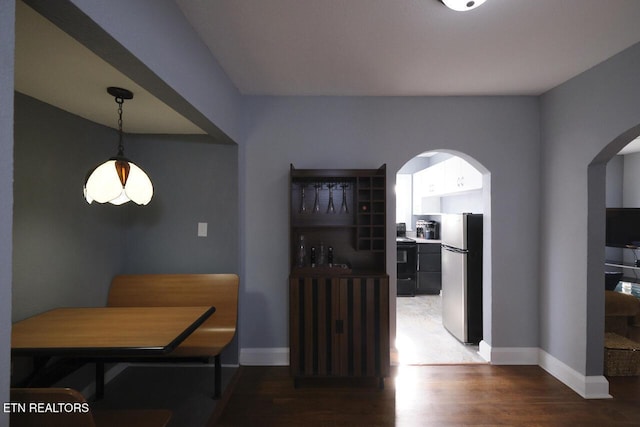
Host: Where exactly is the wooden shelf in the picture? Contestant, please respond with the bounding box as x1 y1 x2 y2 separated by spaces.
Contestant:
291 265 353 276
289 164 386 272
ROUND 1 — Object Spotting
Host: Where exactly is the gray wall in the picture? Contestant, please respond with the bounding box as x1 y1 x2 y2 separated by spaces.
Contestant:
0 0 15 420
605 155 623 263
606 155 623 208
13 93 123 321
122 134 238 276
540 41 640 375
13 94 240 362
623 152 640 206
240 96 541 352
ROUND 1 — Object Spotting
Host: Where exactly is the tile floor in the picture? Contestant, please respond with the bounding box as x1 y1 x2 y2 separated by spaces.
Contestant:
395 294 486 365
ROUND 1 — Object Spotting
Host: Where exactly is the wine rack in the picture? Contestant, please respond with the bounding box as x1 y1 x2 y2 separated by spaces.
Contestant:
289 164 387 274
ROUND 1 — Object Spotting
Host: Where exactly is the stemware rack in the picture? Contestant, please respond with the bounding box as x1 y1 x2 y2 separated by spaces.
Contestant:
289 164 386 275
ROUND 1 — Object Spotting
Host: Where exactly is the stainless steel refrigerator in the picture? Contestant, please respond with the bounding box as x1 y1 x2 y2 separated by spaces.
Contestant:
440 213 483 344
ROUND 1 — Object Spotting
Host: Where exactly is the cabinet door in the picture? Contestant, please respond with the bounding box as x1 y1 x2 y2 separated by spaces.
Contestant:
418 251 441 272
438 157 483 195
428 162 445 195
412 168 427 214
442 157 462 193
337 277 389 377
290 276 389 378
290 277 339 377
458 158 482 191
413 164 444 213
417 272 442 294
417 244 441 294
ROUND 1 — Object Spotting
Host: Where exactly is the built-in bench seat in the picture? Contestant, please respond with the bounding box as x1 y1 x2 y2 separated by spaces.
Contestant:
104 274 239 399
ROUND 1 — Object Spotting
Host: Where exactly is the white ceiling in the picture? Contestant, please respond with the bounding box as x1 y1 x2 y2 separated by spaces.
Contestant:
176 0 640 96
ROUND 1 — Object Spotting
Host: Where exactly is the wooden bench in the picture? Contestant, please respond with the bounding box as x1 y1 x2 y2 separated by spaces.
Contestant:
104 274 239 399
10 387 172 427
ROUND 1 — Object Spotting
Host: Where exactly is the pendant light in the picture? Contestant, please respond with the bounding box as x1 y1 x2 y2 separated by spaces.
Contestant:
83 87 153 205
440 0 487 12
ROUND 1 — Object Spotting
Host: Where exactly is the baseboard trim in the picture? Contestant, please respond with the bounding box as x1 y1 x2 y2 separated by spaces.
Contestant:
240 347 289 366
480 341 539 365
538 350 611 399
478 340 491 362
237 345 612 399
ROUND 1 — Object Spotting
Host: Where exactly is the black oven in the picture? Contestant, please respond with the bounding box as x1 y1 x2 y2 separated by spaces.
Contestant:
397 237 417 296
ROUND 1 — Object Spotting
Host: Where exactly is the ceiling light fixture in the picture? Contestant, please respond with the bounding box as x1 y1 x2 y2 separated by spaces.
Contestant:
83 87 153 205
440 0 487 12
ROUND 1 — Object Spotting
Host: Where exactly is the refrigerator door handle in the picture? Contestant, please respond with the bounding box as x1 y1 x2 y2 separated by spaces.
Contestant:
441 244 468 254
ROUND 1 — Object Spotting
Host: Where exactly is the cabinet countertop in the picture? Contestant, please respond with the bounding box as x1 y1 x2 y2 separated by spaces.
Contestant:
290 268 388 278
413 238 441 244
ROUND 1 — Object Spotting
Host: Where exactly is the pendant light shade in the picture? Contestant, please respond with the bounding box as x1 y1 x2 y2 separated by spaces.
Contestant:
440 0 486 12
83 87 153 205
84 157 153 205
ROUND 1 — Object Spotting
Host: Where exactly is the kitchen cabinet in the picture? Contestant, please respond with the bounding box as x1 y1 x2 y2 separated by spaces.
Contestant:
446 157 482 193
289 165 389 385
416 161 444 196
289 276 389 383
413 196 441 215
413 163 444 214
417 242 441 294
412 157 482 205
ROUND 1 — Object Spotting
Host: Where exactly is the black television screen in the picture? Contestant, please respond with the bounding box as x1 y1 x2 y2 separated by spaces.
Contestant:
606 208 640 247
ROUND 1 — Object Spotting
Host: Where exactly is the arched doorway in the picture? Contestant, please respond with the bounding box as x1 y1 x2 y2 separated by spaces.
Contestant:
589 125 640 387
393 149 491 365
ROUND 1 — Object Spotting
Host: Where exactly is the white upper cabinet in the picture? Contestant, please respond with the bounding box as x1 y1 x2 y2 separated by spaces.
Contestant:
412 157 482 212
416 161 444 195
443 157 482 193
412 162 445 214
396 174 413 225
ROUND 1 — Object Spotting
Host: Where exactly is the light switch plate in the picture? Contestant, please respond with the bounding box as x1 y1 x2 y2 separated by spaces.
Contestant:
197 222 208 237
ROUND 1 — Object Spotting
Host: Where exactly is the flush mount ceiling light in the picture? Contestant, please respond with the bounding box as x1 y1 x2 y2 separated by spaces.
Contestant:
440 0 487 12
83 87 153 205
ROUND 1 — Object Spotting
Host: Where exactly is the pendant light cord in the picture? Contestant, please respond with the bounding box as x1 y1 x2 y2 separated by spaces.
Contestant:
116 96 125 156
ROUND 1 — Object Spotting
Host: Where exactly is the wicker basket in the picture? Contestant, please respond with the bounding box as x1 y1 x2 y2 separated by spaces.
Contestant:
604 332 640 376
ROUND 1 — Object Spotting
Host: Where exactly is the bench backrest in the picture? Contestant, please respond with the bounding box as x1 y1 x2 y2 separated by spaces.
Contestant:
107 274 239 330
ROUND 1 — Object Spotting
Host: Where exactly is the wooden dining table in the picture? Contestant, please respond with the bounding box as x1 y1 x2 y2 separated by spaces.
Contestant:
11 306 216 398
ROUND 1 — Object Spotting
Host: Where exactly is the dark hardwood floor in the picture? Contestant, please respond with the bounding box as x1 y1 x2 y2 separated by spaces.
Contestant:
209 365 640 426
